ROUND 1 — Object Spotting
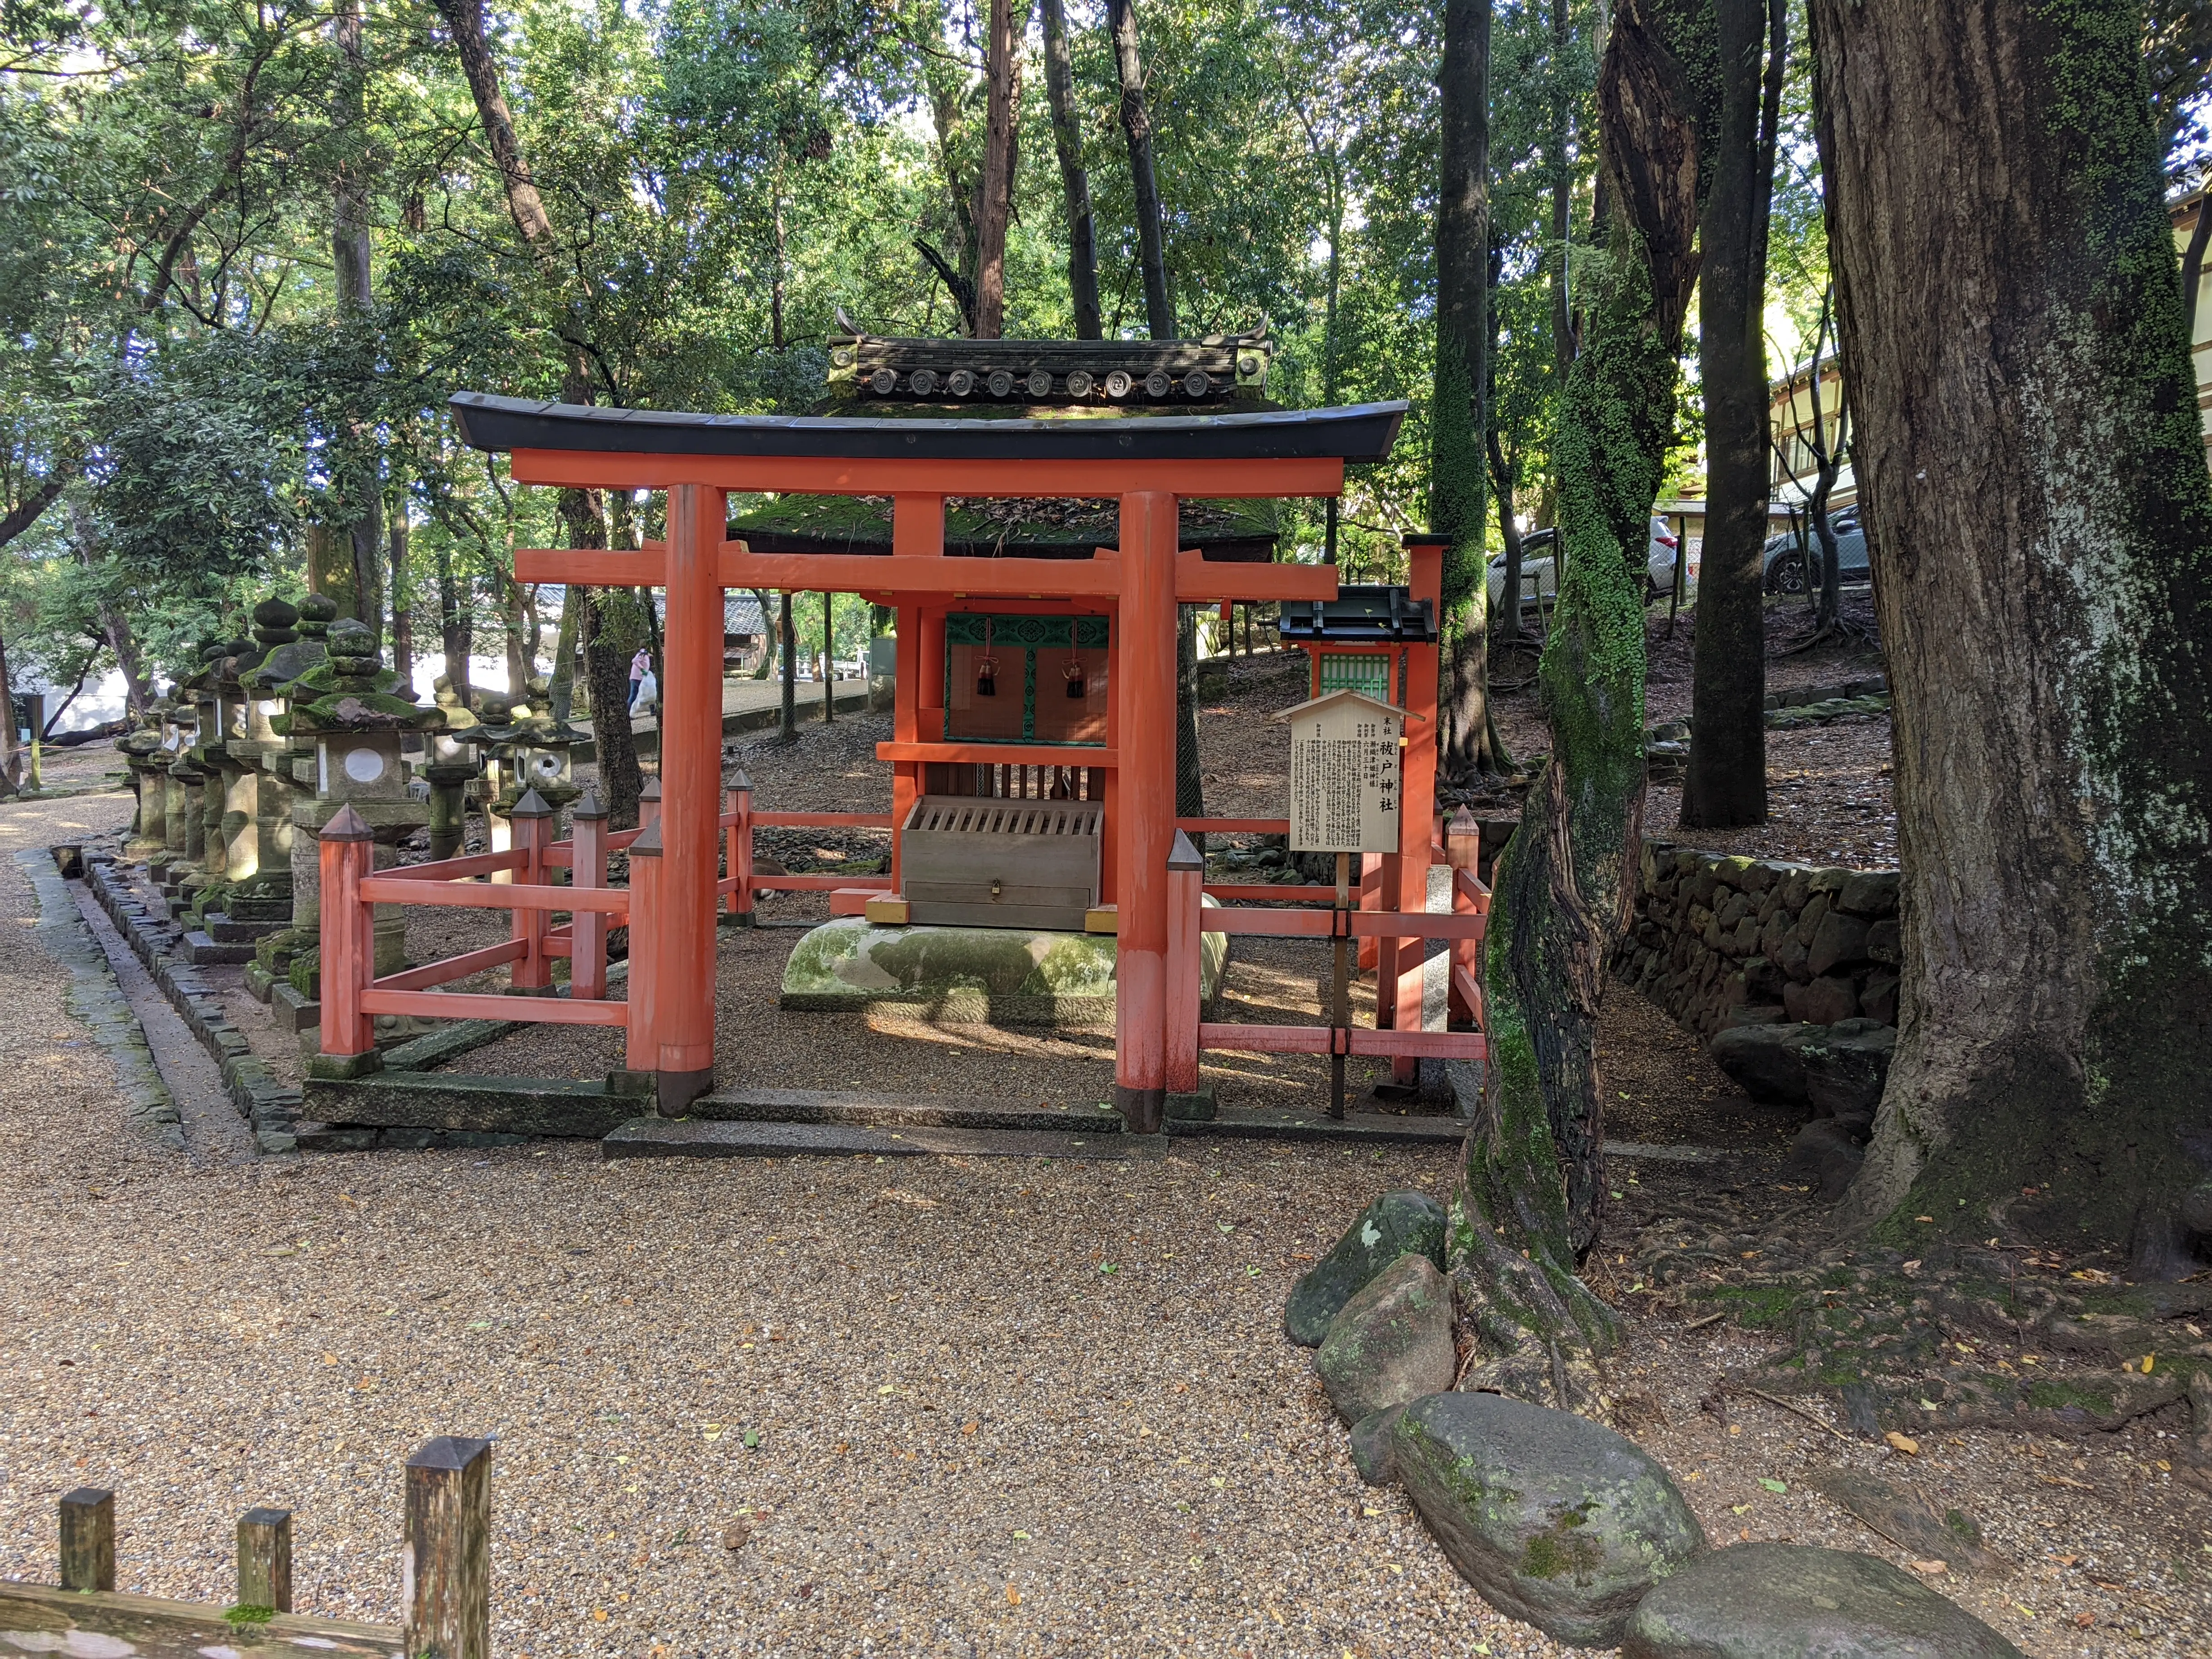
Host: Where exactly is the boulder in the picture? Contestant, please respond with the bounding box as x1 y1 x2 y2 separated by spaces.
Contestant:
1710 1022 1815 1105
1283 1190 1448 1347
1800 1019 1897 1121
1348 1402 1408 1486
1393 1392 1706 1647
1621 1542 2025 1659
1806 911 1871 977
1866 917 1902 964
1838 870 1901 916
1316 1254 1456 1424
1784 974 1860 1027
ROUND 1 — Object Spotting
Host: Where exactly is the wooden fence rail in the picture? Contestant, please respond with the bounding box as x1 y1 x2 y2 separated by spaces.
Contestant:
1 1435 492 1659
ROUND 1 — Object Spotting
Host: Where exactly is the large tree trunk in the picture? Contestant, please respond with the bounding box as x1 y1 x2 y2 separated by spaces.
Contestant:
389 509 414 693
332 0 383 649
1454 0 1711 1408
1678 0 1782 829
778 592 798 742
973 0 1030 340
1809 0 2212 1275
1107 0 1174 339
1435 0 1504 776
1040 0 1102 338
434 535 473 706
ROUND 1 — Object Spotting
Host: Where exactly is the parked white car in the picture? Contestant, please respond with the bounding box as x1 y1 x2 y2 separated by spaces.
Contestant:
1486 516 1689 614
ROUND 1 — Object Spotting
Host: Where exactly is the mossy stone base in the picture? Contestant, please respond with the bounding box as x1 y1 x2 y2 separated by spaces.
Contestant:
779 915 1227 1027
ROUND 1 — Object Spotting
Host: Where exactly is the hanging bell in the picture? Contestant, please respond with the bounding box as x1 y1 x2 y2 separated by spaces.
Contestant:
1063 656 1085 699
976 654 999 697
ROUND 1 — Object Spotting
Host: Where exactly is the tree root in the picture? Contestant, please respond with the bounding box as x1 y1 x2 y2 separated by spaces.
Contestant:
1641 1231 2212 1444
1774 614 1877 656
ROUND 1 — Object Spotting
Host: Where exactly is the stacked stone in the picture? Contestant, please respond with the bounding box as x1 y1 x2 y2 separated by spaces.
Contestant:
1619 840 1901 1040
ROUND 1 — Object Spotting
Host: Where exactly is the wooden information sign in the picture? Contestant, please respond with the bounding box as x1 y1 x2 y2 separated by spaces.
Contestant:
1278 689 1405 854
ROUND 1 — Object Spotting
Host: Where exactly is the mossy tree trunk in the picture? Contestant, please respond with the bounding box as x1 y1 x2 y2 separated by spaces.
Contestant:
1809 0 2212 1276
1434 0 1508 777
1454 0 1713 1409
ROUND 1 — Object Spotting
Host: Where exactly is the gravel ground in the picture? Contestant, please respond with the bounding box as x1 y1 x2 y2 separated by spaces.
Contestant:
6 652 2203 1656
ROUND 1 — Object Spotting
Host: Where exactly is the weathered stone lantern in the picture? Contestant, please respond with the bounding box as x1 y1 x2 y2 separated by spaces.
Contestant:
117 713 170 861
422 676 482 861
269 616 442 1011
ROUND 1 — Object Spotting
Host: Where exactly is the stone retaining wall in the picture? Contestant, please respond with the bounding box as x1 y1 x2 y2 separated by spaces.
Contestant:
1616 840 1900 1041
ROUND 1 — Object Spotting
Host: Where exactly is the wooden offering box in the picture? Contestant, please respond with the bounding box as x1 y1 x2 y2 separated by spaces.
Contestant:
901 795 1104 930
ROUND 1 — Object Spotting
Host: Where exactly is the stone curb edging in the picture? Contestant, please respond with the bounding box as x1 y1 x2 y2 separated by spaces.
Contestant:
82 855 302 1155
15 849 182 1152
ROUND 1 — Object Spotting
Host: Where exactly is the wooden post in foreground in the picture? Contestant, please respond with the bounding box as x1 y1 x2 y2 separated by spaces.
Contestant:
58 1487 114 1592
237 1506 293 1612
570 789 608 1001
403 1437 490 1659
1332 850 1352 1120
1163 830 1204 1096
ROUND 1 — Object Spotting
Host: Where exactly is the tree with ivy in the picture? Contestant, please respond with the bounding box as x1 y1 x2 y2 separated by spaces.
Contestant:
1452 0 1718 1406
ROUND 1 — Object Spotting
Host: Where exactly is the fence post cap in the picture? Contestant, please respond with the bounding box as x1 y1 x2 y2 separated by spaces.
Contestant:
405 1435 492 1473
508 788 554 820
629 819 664 857
640 777 664 802
727 767 752 794
571 788 608 821
320 803 374 842
1445 805 1480 837
1166 829 1204 873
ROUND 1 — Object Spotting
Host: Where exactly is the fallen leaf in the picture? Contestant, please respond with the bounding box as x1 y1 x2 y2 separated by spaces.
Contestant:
1909 1559 1948 1575
592 1609 608 1622
1885 1432 1920 1456
962 1420 980 1435
1759 1478 1787 1494
2075 1614 2095 1630
722 1526 750 1551
1005 1585 1020 1605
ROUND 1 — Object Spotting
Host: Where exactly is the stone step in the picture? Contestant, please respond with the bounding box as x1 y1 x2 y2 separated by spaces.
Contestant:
690 1085 1127 1134
602 1116 1156 1162
182 929 258 965
1167 1106 1467 1145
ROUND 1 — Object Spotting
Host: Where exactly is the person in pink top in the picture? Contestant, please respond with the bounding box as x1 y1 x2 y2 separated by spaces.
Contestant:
628 647 654 712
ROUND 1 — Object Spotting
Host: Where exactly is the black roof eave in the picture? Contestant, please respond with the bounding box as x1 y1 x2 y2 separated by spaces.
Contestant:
448 393 1406 465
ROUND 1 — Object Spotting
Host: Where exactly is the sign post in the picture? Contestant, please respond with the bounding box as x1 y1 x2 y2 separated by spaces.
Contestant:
1278 689 1406 1117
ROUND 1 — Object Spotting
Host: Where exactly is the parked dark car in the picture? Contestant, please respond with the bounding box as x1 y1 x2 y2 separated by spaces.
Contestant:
1762 512 1869 594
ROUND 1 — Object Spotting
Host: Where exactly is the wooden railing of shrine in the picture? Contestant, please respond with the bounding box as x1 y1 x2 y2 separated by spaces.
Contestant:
1162 812 1490 1090
720 771 893 922
0 1436 491 1658
318 791 637 1067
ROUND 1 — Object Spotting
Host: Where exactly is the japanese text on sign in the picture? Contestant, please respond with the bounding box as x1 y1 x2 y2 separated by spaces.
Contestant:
1287 702 1402 853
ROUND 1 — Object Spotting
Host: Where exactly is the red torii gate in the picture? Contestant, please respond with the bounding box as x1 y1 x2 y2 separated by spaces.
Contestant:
444 393 1417 1126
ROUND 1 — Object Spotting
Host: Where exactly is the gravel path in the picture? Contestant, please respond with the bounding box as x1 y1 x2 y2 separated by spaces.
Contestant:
6 694 2202 1657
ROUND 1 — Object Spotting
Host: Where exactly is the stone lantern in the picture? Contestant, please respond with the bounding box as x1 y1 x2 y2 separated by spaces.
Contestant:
244 595 334 1003
117 713 171 862
454 692 587 860
422 676 482 861
150 689 197 881
191 598 307 957
265 616 442 1022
